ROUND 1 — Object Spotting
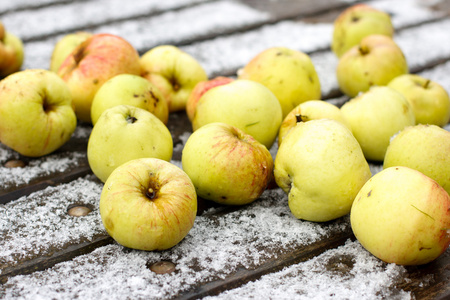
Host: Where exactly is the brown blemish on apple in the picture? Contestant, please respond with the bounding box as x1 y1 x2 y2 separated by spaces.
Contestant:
92 78 99 85
367 190 372 197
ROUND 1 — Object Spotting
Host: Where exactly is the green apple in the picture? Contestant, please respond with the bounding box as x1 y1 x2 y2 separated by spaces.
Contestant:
182 122 273 205
100 157 197 251
278 100 350 145
237 47 321 118
274 119 371 222
140 45 208 112
0 69 77 157
0 25 24 78
87 105 173 183
340 86 415 161
90 74 169 126
387 74 450 127
49 31 93 73
336 34 409 98
332 4 394 58
384 124 450 195
351 166 450 265
186 76 234 122
58 33 141 123
192 79 282 149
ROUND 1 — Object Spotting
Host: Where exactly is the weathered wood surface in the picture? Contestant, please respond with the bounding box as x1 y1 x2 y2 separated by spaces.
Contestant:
0 0 450 299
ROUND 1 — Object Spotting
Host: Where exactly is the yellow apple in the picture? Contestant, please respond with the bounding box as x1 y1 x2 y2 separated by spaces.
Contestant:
87 105 173 183
0 29 24 78
58 33 141 123
140 45 208 112
336 34 408 98
340 86 415 161
0 69 77 157
332 4 394 58
384 124 450 195
90 74 169 126
238 47 321 118
278 100 350 145
351 166 450 265
186 76 234 122
100 158 197 251
274 119 371 222
387 74 450 127
182 122 273 205
192 79 282 149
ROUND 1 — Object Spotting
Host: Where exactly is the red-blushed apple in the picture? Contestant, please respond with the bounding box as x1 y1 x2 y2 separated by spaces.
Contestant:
87 105 173 183
336 34 408 98
238 47 321 118
192 79 283 149
387 74 450 127
0 21 24 78
278 100 350 145
181 122 273 206
351 166 450 265
332 4 394 57
90 74 169 126
0 69 77 157
186 76 234 122
140 45 208 112
50 31 93 73
57 33 141 123
383 124 450 195
100 158 197 251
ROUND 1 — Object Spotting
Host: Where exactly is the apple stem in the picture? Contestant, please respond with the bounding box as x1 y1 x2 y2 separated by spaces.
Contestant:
423 79 431 89
146 188 156 200
358 45 369 55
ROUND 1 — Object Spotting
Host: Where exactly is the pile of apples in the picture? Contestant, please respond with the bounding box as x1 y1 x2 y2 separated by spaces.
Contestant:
0 3 449 267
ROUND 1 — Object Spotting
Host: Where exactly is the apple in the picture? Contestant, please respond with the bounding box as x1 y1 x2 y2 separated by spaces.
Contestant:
186 76 234 122
192 79 282 149
274 119 371 222
100 157 197 251
340 86 415 161
237 47 321 118
49 31 93 73
87 105 173 183
383 124 450 195
336 34 409 98
0 69 77 157
140 45 208 112
0 22 24 78
90 74 169 126
278 100 350 145
181 122 273 205
387 74 450 127
351 166 450 265
57 33 141 123
332 4 394 58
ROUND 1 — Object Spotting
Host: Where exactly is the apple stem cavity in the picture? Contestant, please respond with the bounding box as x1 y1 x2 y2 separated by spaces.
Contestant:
126 115 138 124
295 114 303 123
